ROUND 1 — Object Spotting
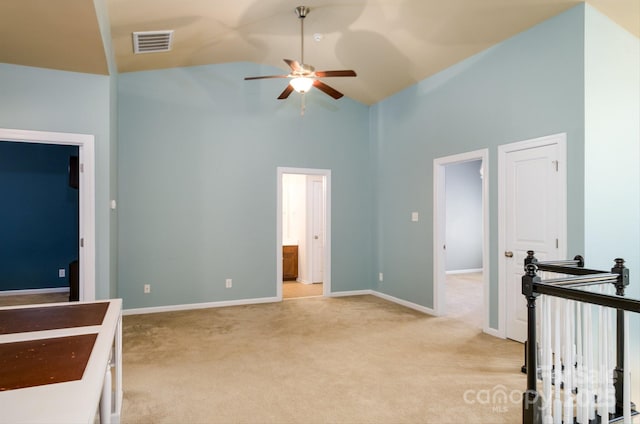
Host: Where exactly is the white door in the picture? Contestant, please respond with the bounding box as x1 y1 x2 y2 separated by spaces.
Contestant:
500 134 566 342
310 179 324 283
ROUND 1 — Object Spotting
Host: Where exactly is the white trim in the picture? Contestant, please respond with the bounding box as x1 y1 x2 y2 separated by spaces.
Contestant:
0 287 70 296
123 296 280 316
125 290 433 317
433 149 490 333
497 133 567 339
277 167 331 300
123 290 507 343
445 268 483 275
483 327 502 338
371 291 436 315
330 290 373 297
0 128 96 301
122 289 503 342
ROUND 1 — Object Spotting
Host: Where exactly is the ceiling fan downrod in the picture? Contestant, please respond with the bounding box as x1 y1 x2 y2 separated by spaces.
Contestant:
295 6 309 69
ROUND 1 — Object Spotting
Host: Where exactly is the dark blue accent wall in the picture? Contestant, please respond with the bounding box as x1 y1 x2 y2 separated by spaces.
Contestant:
0 141 79 291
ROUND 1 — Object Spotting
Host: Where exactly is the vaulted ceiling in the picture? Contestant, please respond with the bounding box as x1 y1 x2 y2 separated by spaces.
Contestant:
0 0 637 105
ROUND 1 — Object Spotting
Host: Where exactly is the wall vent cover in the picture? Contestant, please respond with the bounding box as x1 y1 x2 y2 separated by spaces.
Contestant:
132 30 174 54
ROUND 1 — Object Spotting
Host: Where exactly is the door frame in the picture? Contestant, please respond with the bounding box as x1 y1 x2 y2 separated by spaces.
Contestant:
0 127 96 301
276 167 331 300
498 133 567 339
433 149 490 333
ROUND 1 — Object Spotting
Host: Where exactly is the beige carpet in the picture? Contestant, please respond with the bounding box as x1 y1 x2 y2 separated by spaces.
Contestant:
446 272 483 327
0 291 69 307
122 295 525 423
283 282 323 299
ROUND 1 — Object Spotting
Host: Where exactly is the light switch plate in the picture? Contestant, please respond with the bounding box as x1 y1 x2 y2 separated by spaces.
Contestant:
411 212 419 222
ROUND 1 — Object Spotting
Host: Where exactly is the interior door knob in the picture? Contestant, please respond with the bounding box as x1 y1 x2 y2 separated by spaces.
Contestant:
505 251 514 258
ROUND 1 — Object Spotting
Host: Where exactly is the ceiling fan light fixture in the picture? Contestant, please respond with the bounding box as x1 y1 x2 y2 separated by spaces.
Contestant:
243 5 356 102
290 77 314 93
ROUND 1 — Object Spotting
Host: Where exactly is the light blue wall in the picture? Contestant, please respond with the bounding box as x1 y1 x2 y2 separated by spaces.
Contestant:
109 74 119 299
117 63 372 309
584 4 640 397
371 6 586 327
0 63 115 299
445 160 483 272
93 0 120 299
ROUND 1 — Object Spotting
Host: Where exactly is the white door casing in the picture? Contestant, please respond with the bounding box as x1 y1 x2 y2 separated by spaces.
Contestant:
0 128 96 301
498 133 567 342
433 149 491 334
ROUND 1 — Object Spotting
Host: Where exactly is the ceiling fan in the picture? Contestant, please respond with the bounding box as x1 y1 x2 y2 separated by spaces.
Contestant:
244 6 357 100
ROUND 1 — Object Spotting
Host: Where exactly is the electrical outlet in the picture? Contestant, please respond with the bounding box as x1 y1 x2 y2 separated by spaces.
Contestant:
58 268 66 278
144 284 151 294
379 272 383 282
225 279 232 288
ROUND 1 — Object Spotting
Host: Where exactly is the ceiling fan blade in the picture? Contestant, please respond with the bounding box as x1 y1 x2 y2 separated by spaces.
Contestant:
277 84 295 100
284 59 302 72
244 75 290 80
314 70 357 78
313 80 344 99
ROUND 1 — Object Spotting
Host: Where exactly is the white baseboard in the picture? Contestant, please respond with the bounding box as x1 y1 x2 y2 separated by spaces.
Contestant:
482 326 503 338
371 291 504 339
370 291 436 316
446 268 483 275
122 290 508 344
330 290 373 297
0 287 69 296
122 290 440 322
123 296 280 316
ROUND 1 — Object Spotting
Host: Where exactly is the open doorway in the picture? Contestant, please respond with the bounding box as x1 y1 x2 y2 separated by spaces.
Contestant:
0 128 96 304
0 141 78 306
433 149 489 331
276 167 331 300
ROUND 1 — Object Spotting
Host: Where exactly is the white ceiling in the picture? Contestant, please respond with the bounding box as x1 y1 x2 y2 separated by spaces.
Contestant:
0 0 638 105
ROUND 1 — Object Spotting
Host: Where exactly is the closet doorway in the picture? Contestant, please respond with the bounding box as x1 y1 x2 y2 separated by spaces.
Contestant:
276 167 331 300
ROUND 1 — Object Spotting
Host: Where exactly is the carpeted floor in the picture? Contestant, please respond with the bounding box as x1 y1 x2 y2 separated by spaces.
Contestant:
0 291 69 307
283 281 323 299
122 295 525 423
446 272 483 327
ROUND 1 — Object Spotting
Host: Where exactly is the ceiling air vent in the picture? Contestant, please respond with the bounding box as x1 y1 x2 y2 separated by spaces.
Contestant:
133 30 174 54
